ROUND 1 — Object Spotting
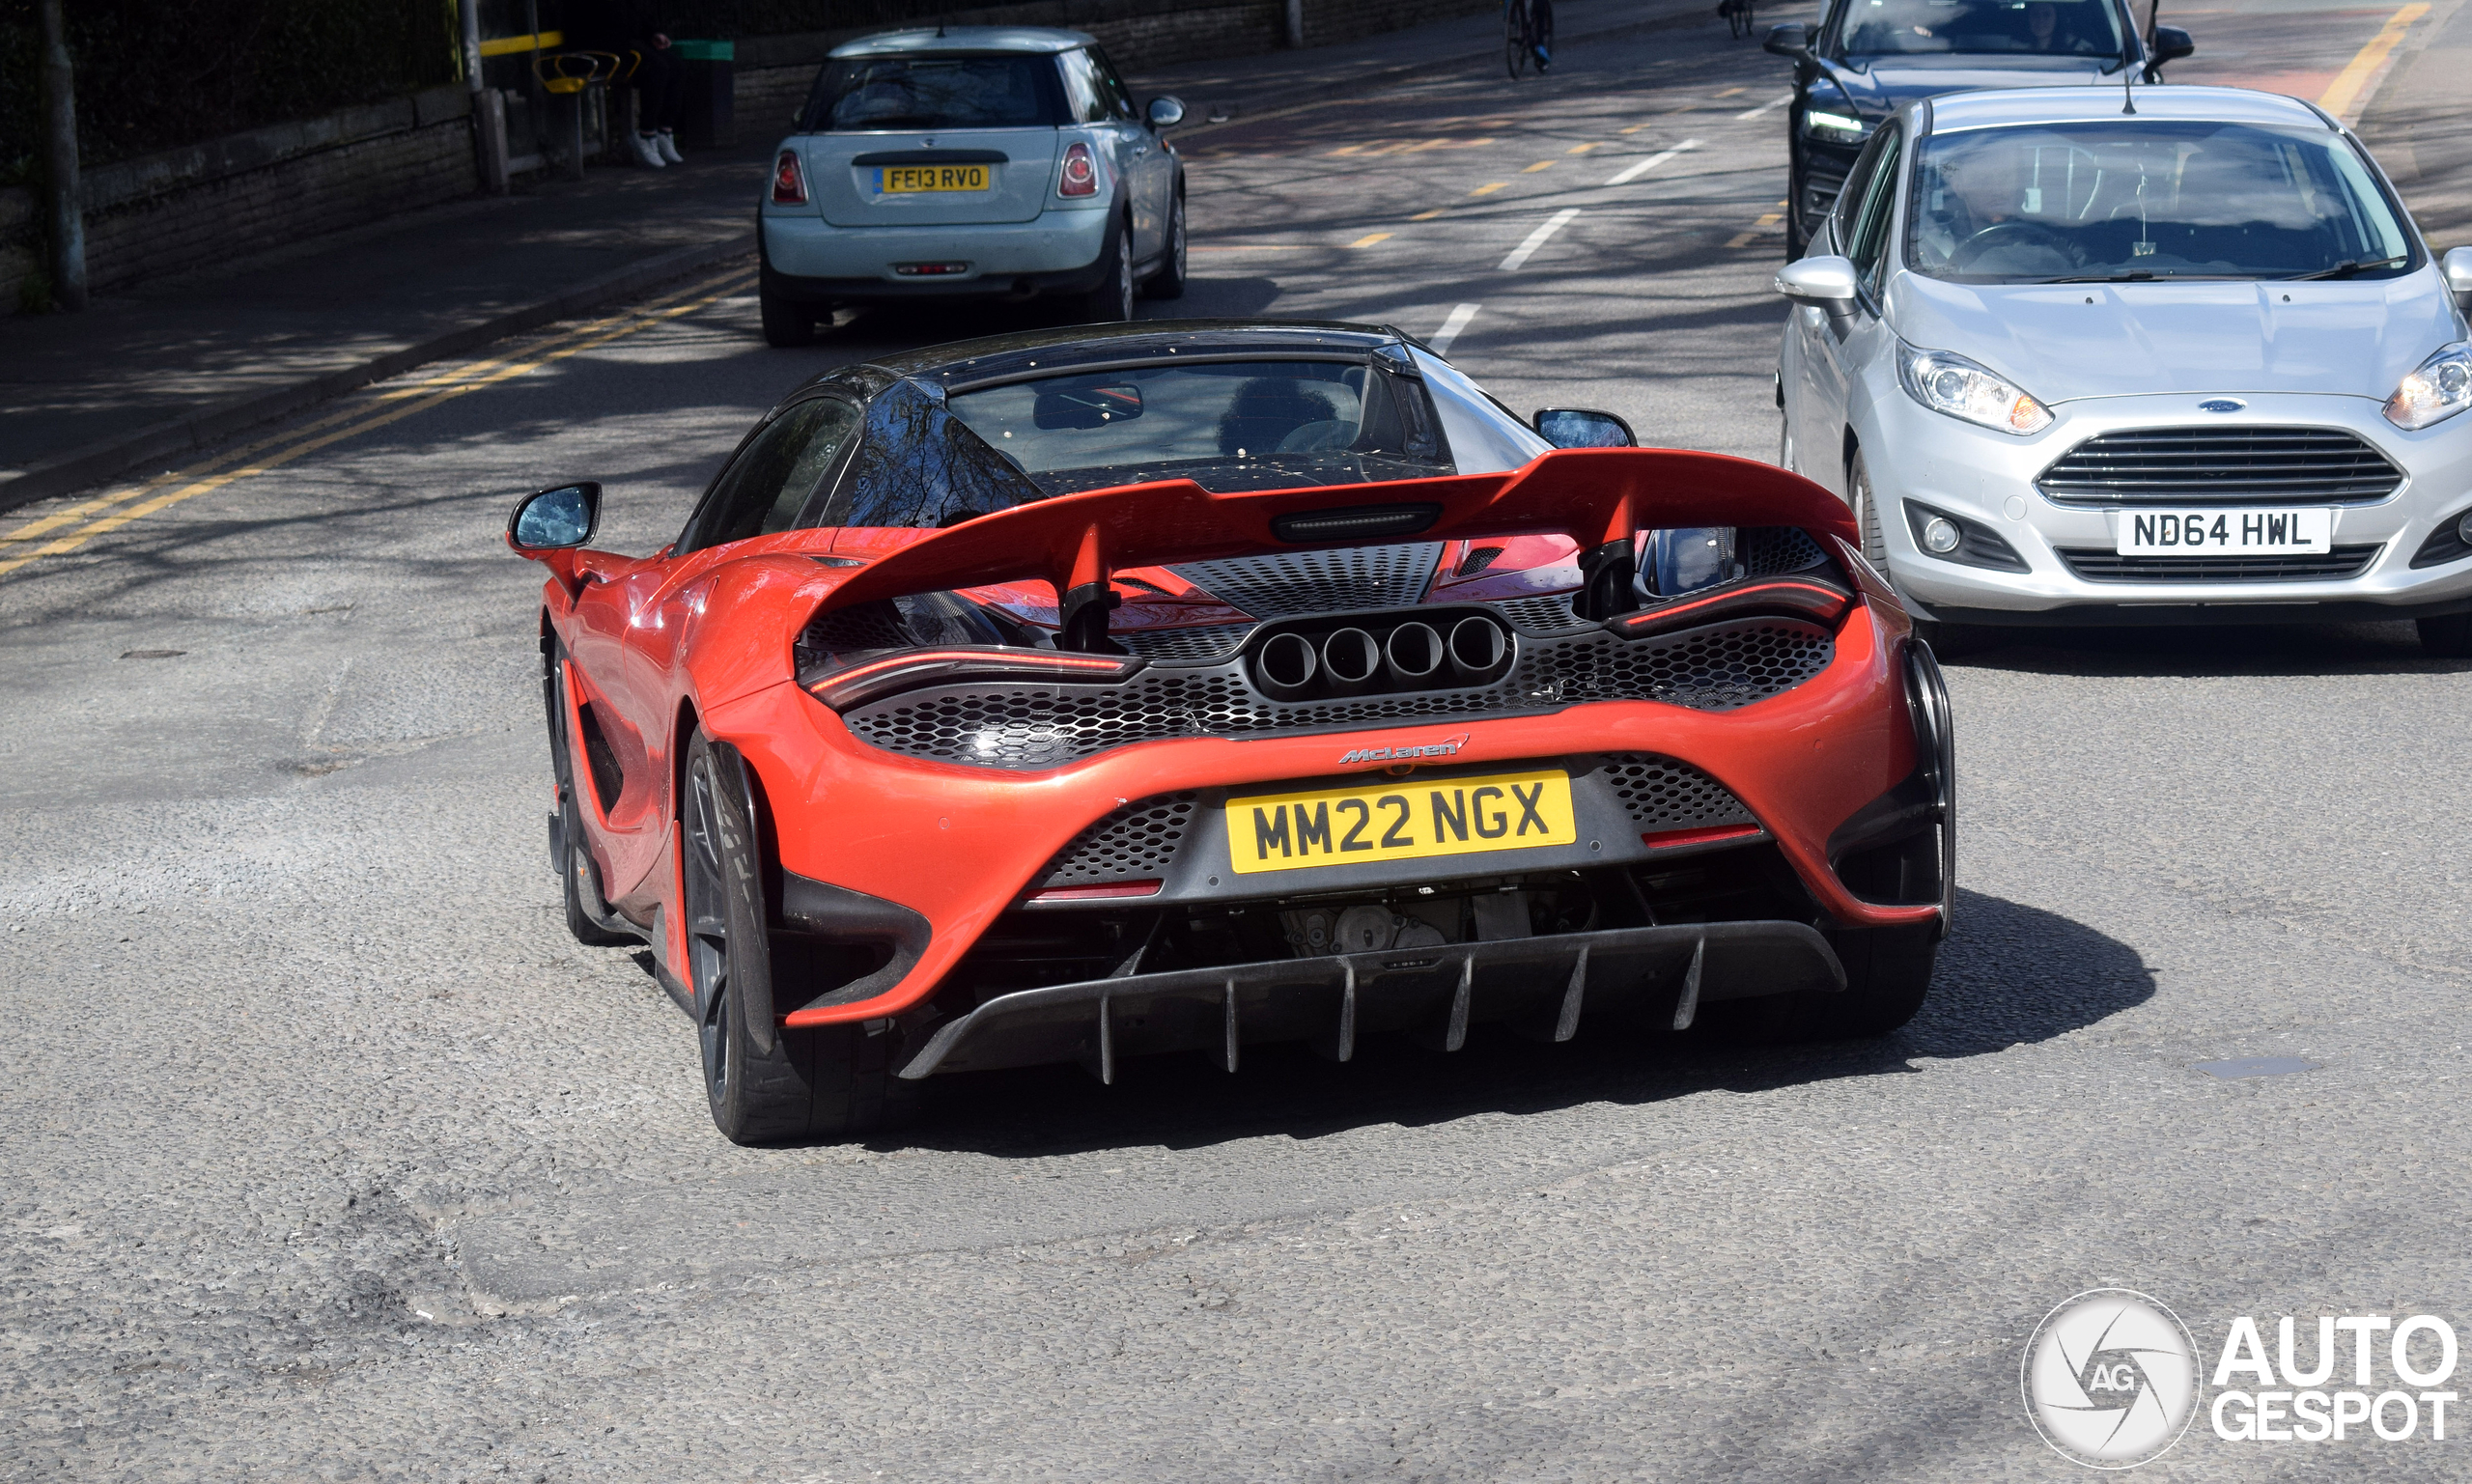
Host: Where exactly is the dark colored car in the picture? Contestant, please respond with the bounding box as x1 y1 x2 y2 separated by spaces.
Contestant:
1765 0 2193 256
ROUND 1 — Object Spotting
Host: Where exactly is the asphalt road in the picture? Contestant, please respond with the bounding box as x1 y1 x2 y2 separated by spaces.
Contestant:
6 8 2471 1480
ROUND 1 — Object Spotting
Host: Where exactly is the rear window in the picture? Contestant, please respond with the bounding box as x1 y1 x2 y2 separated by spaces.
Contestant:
803 53 1065 131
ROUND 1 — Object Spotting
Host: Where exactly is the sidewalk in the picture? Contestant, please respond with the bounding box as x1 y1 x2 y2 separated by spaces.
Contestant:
0 0 1720 512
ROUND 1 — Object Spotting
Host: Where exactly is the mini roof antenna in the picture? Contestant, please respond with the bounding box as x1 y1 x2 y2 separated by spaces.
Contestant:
2120 27 2137 113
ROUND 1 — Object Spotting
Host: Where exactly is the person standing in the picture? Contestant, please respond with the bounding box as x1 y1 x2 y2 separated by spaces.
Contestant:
568 0 684 166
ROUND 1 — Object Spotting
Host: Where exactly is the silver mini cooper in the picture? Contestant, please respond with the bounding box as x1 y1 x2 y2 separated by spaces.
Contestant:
1775 85 2472 655
758 27 1187 345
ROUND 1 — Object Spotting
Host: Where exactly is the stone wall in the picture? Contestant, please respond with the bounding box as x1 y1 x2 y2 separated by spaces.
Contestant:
2 84 476 310
5 0 1489 310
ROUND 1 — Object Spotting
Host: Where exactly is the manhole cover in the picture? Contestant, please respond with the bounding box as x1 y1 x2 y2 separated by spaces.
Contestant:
2193 1056 2319 1079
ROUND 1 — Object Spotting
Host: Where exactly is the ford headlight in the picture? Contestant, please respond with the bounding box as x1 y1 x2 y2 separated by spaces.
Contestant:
2384 343 2472 430
1897 345 2053 435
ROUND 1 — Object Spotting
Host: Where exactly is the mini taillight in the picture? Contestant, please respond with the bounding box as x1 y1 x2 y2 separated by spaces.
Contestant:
772 151 807 205
1058 142 1097 198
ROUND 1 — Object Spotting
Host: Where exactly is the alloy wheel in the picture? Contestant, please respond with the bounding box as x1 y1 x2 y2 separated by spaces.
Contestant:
683 753 733 1107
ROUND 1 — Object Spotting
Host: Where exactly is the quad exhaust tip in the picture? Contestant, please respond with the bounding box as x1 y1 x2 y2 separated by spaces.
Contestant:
1248 611 1514 701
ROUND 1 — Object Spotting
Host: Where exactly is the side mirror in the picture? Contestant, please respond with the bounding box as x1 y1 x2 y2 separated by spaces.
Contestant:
1762 22 1811 59
2149 25 2194 66
1146 96 1186 130
508 482 602 551
2443 246 2472 311
1534 408 1638 448
1776 255 1860 313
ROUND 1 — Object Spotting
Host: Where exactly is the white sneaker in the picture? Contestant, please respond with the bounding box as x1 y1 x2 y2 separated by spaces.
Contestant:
655 131 685 165
630 132 665 168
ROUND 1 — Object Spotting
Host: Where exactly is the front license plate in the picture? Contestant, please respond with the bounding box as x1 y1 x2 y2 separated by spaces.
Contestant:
877 163 990 193
2117 508 2331 555
1226 770 1578 876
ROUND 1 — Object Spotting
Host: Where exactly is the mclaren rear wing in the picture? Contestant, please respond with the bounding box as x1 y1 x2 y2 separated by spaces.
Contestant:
815 448 1865 646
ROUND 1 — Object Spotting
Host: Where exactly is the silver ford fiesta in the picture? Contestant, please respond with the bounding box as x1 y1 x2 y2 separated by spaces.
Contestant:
1774 84 2472 656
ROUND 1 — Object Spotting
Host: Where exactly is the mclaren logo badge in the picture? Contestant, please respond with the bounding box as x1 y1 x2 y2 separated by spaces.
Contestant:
1339 733 1470 766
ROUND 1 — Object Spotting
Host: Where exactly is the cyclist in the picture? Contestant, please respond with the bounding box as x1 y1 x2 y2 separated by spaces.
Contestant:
1505 0 1555 76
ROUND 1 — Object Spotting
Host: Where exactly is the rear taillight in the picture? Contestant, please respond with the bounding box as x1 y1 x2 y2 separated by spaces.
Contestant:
772 151 807 205
803 646 1143 713
1058 142 1097 198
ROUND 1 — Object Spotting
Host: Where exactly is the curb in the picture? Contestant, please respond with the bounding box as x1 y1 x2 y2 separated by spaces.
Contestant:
0 232 757 516
1158 0 1724 142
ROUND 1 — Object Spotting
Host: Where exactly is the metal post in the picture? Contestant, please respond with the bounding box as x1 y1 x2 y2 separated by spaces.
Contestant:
36 0 86 310
462 0 507 192
1283 0 1306 49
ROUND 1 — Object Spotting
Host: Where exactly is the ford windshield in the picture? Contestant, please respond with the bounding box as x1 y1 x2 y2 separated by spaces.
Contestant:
1906 120 2418 284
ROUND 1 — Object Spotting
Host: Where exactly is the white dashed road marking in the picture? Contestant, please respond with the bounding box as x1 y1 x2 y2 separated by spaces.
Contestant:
1605 138 1700 185
1428 303 1481 353
1498 209 1581 271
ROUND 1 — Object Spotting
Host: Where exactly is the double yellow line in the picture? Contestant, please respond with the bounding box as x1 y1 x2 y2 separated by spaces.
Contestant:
0 263 756 579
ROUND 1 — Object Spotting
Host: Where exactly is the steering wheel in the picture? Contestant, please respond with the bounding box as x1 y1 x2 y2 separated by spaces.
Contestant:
1949 220 2068 272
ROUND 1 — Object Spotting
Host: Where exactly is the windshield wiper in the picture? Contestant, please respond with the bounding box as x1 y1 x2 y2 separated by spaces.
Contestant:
2039 271 2155 284
2281 255 2407 281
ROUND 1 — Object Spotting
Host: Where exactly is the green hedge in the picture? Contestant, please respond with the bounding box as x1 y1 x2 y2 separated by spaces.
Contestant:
0 0 459 185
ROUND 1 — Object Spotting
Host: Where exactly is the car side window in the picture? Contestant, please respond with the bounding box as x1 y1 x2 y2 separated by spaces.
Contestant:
1088 47 1138 121
1830 124 1894 251
1844 123 1904 297
680 398 859 553
1056 49 1111 125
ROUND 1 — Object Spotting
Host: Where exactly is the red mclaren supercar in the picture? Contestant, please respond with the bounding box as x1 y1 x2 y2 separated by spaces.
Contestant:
507 321 1953 1144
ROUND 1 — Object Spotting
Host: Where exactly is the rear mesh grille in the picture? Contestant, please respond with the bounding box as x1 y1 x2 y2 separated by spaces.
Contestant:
1115 624 1255 662
1170 542 1443 617
1596 755 1757 832
2058 546 2382 582
1492 593 1587 632
1033 794 1199 888
2037 428 2402 507
1737 525 1829 575
841 618 1835 770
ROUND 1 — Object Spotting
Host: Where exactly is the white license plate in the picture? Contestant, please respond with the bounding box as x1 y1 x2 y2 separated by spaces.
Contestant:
2116 508 2331 556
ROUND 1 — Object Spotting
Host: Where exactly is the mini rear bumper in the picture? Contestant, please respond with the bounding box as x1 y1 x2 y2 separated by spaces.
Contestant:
760 206 1113 302
897 920 1845 1079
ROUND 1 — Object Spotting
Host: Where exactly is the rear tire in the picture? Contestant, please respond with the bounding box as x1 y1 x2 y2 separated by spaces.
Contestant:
682 732 916 1145
1076 222 1135 322
759 281 816 348
2418 613 2472 657
1142 191 1188 300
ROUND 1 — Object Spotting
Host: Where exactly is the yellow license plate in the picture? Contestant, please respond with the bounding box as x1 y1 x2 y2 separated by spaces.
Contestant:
878 164 990 193
1226 770 1577 876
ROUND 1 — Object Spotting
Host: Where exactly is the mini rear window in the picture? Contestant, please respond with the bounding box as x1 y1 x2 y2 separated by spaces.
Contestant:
803 53 1066 131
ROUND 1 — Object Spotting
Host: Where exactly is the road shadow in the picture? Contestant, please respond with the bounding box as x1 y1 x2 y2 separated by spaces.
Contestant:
1943 617 2470 679
886 885 2153 1159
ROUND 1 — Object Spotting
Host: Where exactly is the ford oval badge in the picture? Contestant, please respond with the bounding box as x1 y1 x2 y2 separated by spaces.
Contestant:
2199 398 2246 413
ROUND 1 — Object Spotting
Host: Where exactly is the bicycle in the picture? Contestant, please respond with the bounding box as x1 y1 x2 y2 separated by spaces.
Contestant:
1504 0 1554 79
